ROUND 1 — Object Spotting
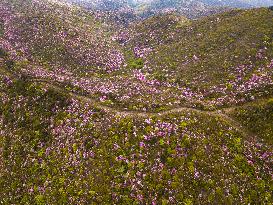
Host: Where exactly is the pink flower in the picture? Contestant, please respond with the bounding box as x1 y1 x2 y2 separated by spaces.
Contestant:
29 188 34 193
194 170 200 179
137 194 143 201
247 160 254 166
145 118 152 124
139 141 145 148
193 55 199 61
99 95 107 102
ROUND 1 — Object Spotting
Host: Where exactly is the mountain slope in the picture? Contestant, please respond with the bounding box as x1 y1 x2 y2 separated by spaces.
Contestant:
0 69 272 204
0 0 124 74
241 0 273 7
125 8 273 109
200 0 251 8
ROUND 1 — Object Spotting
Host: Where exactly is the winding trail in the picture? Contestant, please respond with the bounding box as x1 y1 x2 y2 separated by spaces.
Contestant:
0 65 261 138
37 80 256 138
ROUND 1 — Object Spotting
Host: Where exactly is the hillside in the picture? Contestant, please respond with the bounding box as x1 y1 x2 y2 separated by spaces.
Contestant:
0 0 272 204
123 8 273 110
68 0 231 22
67 0 273 23
0 0 124 73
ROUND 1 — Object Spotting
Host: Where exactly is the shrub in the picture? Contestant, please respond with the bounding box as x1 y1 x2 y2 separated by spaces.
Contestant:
0 21 3 36
0 48 7 58
127 58 144 69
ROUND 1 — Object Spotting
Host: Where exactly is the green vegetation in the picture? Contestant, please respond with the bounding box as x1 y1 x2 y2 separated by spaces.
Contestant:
0 21 3 37
144 8 273 87
0 48 7 58
3 0 123 74
127 57 144 69
1 75 272 204
127 14 190 48
230 98 273 145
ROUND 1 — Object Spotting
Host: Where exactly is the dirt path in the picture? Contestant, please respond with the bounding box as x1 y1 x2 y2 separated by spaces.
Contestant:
0 65 259 138
38 81 256 138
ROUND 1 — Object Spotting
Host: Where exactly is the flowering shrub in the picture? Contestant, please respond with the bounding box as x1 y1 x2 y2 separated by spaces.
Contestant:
0 0 125 73
0 77 272 203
